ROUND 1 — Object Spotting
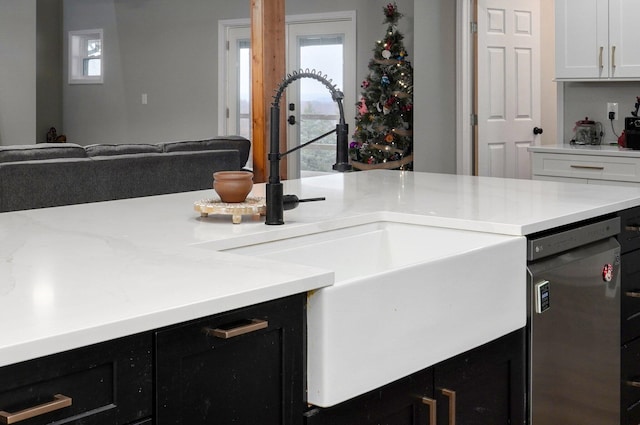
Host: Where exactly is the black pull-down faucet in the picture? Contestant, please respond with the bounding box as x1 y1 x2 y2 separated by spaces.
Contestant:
266 70 352 225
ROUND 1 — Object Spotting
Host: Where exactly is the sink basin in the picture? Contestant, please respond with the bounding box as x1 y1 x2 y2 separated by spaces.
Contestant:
225 221 525 407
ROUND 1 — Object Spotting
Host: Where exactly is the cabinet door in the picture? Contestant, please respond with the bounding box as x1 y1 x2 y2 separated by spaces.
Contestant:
434 329 526 425
609 0 640 78
0 332 152 425
304 368 434 425
555 0 608 79
155 294 305 425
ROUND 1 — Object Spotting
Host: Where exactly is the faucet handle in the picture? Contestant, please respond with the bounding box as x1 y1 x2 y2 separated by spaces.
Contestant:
283 195 326 210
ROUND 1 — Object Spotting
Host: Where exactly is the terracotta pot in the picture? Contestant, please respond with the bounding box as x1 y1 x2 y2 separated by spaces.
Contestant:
213 171 254 203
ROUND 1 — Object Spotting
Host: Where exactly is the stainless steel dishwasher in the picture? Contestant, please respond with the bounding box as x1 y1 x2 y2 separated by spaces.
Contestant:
527 216 621 425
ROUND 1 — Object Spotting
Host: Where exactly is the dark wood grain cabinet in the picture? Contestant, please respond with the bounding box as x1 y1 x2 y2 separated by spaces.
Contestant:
0 332 152 425
155 293 305 425
0 293 522 425
618 206 640 424
304 368 434 425
305 329 526 425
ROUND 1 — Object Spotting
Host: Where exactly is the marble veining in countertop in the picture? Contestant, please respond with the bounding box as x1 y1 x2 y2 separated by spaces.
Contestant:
2 170 640 367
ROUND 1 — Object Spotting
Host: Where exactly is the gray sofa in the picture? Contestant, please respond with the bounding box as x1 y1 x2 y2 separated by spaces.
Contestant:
0 136 251 212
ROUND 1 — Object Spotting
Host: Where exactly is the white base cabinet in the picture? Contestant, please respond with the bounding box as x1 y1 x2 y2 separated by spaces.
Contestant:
530 146 640 186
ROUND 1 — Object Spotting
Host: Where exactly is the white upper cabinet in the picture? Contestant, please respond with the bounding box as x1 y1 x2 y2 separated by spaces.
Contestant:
608 0 640 78
555 0 640 80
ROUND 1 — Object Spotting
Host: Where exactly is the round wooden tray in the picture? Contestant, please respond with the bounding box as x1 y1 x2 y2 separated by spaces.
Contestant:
194 196 266 224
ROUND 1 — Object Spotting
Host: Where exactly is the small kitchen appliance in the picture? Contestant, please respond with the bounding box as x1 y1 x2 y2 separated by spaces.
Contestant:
625 116 640 150
572 117 603 145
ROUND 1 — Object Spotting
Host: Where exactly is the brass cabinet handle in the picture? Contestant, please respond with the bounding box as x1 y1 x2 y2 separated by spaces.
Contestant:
625 226 640 232
0 394 72 424
626 380 640 388
421 397 437 425
626 291 640 298
441 388 456 425
204 319 268 339
569 165 604 170
599 46 604 69
612 45 617 68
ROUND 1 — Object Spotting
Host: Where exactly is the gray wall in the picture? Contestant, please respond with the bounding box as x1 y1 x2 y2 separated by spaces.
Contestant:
413 0 456 173
61 0 415 146
0 0 37 145
37 0 63 142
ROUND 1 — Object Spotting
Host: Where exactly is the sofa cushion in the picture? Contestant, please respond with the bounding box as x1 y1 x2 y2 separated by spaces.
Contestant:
0 158 105 212
0 143 87 163
85 143 163 157
158 136 251 167
91 150 241 200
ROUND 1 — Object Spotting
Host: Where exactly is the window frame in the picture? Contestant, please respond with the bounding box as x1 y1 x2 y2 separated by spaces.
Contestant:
68 28 104 84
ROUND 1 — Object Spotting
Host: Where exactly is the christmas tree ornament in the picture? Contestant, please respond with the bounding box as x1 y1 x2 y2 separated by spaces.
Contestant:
358 98 368 115
382 50 392 59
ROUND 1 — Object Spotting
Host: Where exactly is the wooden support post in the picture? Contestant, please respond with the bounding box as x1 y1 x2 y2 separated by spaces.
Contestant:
250 0 286 183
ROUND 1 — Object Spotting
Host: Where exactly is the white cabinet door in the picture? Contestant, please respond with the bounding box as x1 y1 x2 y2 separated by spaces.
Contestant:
609 0 640 78
555 0 608 79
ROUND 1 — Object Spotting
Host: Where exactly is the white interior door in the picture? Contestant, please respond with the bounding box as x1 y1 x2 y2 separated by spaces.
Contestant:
477 0 541 179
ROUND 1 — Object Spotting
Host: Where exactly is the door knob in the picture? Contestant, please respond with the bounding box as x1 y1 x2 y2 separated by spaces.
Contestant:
288 115 296 125
533 127 543 135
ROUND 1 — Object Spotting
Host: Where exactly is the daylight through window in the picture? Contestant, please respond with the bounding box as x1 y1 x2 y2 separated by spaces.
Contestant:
69 29 103 84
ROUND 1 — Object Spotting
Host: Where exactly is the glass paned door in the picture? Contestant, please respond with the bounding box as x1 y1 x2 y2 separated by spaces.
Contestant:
221 14 355 178
286 20 354 179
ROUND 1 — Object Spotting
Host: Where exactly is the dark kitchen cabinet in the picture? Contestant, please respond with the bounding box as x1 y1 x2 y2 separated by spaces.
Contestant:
618 206 640 425
305 329 525 425
304 368 434 425
0 332 152 425
155 293 305 425
433 329 526 425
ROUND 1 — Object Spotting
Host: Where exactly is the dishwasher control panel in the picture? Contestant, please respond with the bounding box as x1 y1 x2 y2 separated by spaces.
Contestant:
535 280 550 313
527 217 620 261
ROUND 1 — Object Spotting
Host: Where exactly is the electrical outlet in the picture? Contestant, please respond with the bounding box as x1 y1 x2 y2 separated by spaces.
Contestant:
607 102 618 120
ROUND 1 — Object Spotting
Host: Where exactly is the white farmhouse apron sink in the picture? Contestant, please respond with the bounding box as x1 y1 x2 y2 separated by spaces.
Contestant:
225 221 525 407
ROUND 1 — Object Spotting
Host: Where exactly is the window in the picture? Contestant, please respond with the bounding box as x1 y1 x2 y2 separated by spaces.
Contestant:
68 29 103 84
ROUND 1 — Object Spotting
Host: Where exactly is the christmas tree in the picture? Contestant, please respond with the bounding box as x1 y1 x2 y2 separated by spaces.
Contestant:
349 2 414 170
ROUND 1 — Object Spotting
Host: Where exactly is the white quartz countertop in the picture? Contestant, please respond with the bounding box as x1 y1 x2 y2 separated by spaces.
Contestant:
529 143 640 157
2 170 640 367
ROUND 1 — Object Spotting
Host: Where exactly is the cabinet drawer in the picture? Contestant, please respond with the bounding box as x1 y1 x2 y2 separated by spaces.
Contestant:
155 294 304 425
304 368 433 425
619 207 640 253
622 337 640 421
622 251 640 343
532 153 640 182
0 332 152 425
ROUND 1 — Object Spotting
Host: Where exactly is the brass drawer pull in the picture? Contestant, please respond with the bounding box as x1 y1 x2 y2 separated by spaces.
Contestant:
626 380 640 388
441 388 456 425
204 319 268 339
626 291 640 298
569 165 604 170
421 397 437 424
625 226 640 232
0 394 72 424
